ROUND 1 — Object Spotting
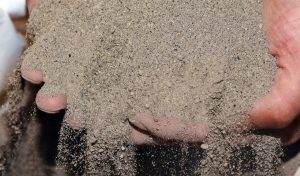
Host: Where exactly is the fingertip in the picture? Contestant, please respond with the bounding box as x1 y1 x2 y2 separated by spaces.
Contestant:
184 123 209 142
21 66 43 84
64 115 83 130
129 125 156 145
248 98 268 129
26 0 39 13
250 96 295 129
129 113 156 130
36 93 67 113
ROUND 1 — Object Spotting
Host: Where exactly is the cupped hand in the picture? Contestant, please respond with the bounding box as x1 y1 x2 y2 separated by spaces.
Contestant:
249 0 300 145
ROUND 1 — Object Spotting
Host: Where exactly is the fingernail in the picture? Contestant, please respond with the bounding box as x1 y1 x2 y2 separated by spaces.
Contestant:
128 118 148 131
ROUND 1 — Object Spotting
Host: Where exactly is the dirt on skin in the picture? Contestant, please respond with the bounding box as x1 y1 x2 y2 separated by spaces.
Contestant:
24 0 282 175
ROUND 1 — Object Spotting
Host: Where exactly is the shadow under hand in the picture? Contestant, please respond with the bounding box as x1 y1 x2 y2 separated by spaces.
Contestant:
136 144 205 176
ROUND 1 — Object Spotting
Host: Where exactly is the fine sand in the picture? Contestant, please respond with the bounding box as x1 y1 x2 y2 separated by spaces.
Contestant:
20 0 283 175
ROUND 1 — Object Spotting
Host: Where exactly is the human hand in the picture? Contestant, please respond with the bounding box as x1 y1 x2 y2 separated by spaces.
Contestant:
129 114 208 145
249 0 300 145
21 0 210 140
26 0 38 13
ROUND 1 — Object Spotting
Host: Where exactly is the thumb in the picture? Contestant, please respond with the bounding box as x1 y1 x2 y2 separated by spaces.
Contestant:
249 90 296 129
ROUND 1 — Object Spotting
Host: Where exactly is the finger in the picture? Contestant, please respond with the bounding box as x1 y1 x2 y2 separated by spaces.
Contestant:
36 89 67 114
248 70 300 134
129 114 208 143
129 125 157 145
21 65 44 84
64 115 83 130
26 0 39 13
36 94 67 113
